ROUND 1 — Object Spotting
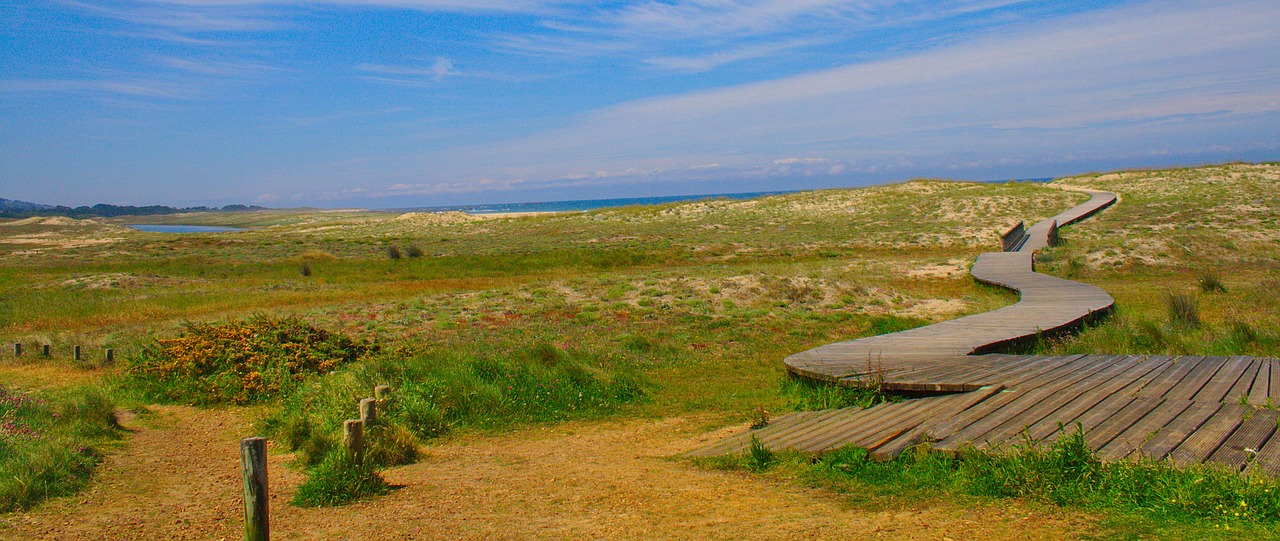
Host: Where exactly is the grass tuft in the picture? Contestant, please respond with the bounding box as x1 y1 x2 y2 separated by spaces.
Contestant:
290 450 389 507
1198 274 1227 294
1166 293 1201 329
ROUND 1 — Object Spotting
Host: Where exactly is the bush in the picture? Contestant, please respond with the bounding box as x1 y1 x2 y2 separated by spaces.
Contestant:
291 450 388 507
386 246 401 260
404 246 424 258
300 263 312 277
123 316 374 405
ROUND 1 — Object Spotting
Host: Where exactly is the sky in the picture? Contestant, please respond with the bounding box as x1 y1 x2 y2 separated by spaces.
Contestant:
1 0 1278 208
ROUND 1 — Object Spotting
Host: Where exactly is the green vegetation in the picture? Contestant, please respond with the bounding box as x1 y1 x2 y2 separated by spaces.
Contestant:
1 165 1277 530
0 384 120 512
704 425 1280 539
1036 163 1280 358
122 316 374 405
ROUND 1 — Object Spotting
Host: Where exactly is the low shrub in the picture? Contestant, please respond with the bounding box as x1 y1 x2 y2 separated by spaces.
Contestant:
123 316 374 405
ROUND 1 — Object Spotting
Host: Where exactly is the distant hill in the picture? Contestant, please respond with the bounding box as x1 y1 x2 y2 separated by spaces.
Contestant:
0 198 268 219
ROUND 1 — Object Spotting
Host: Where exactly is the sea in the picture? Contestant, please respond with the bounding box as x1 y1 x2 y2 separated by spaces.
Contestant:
399 190 798 215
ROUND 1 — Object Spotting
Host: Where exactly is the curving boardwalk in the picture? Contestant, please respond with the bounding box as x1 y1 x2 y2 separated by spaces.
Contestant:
692 189 1280 474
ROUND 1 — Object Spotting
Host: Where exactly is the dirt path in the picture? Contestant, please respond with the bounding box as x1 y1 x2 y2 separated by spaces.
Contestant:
1 407 1096 540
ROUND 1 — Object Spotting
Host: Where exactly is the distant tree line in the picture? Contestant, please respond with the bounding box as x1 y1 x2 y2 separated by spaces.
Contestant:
0 198 267 219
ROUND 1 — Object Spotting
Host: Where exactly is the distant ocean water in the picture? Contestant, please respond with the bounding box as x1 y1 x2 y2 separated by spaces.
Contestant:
128 224 246 233
401 190 799 214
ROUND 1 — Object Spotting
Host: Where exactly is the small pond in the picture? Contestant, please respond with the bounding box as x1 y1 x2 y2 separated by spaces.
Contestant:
127 224 247 233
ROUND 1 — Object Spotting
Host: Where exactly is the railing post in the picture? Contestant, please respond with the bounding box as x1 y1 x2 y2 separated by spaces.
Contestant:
73 345 81 361
42 344 50 357
240 437 269 541
104 348 114 365
359 398 377 428
12 343 19 357
343 420 364 461
374 384 391 400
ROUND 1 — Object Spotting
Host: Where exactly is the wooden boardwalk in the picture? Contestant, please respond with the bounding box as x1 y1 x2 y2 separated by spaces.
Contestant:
692 190 1280 473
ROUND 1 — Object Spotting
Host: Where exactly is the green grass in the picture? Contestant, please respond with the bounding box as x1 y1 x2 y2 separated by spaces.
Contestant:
701 425 1280 540
2 167 1275 519
0 384 121 512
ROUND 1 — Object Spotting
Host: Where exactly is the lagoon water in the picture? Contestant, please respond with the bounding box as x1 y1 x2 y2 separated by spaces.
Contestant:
128 224 246 233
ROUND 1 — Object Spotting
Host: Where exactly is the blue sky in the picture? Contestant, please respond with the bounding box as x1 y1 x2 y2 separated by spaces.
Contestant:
1 0 1278 208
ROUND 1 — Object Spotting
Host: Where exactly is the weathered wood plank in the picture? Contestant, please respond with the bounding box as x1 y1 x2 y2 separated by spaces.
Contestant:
1248 360 1272 406
1167 404 1247 466
1137 402 1222 461
1209 408 1280 471
1097 399 1193 462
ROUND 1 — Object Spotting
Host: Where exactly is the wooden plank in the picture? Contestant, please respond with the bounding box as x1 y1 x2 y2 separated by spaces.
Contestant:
869 385 1006 461
1192 356 1254 403
1248 360 1271 406
1209 408 1280 471
926 389 1024 446
790 398 941 452
688 410 838 457
1137 402 1221 461
1246 415 1280 477
1084 397 1164 451
1167 404 1247 466
969 355 1151 450
1223 357 1261 405
1097 399 1193 462
1271 358 1280 405
1163 356 1227 401
756 408 870 451
1019 356 1163 443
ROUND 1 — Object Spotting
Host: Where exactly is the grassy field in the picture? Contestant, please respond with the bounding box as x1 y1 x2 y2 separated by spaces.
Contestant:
0 166 1277 539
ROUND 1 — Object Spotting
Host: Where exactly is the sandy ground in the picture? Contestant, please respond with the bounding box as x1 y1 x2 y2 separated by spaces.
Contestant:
1 407 1096 541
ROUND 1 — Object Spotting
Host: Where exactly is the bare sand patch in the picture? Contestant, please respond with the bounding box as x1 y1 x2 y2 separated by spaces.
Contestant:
0 407 1094 541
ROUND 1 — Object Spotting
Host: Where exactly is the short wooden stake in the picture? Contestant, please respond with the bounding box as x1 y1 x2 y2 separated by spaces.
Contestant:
104 348 114 365
12 343 20 357
73 345 81 361
240 437 269 541
42 344 50 357
374 384 391 400
359 398 377 428
343 419 364 461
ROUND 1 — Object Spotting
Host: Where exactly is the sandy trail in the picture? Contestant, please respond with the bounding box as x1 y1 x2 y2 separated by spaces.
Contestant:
1 406 1094 540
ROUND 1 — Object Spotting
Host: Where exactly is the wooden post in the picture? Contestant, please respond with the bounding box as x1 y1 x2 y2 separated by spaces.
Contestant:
240 437 269 541
104 348 114 365
359 398 377 428
42 344 50 357
374 384 391 400
73 345 81 361
12 343 19 357
343 419 364 461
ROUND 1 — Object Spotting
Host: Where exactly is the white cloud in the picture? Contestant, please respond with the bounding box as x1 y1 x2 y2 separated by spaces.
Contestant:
387 0 1279 189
